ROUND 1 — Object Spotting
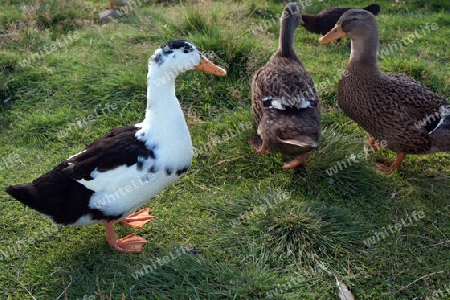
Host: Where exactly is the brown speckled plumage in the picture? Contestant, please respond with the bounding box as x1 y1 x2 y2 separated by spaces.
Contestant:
322 9 450 171
251 3 321 168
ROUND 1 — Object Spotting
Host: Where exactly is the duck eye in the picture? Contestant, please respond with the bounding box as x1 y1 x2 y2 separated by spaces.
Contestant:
183 48 190 54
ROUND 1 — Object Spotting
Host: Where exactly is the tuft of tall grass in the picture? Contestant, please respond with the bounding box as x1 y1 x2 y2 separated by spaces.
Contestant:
254 200 366 268
177 6 259 81
296 124 392 201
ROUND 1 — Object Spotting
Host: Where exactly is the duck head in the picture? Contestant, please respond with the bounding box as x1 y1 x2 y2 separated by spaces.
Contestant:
149 40 227 77
318 9 378 44
319 9 379 62
281 3 304 27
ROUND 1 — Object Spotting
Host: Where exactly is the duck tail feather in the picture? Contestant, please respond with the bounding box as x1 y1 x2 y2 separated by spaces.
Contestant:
364 4 381 15
5 183 48 213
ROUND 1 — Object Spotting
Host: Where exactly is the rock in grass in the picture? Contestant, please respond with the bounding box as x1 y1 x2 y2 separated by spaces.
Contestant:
98 9 121 24
0 33 18 43
337 280 355 300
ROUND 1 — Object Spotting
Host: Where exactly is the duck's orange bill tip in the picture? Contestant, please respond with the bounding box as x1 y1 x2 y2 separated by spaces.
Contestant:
194 57 227 76
318 24 346 44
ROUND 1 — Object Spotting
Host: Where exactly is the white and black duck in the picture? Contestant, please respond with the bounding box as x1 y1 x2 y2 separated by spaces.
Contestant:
6 40 226 253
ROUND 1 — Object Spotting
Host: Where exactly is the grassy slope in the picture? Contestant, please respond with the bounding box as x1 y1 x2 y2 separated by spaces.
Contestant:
0 0 449 299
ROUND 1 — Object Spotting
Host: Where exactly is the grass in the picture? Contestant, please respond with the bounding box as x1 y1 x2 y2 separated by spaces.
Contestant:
0 0 449 299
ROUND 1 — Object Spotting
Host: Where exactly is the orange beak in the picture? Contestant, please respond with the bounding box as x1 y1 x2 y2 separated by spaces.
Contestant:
319 24 347 44
194 56 227 76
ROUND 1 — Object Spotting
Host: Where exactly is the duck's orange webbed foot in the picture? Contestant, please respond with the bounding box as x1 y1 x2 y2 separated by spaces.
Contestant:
119 208 155 229
109 2 132 15
282 153 308 169
104 221 148 253
375 152 406 175
248 138 271 155
364 136 382 152
375 164 395 175
365 136 382 150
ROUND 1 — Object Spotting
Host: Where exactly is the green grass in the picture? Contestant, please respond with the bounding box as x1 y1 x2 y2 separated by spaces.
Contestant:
1 0 449 299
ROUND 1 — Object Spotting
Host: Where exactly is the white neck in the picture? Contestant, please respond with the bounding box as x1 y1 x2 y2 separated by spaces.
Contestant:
135 63 193 167
147 63 177 106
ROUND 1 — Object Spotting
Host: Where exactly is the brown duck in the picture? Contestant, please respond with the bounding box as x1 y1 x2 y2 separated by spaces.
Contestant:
319 9 450 173
301 4 380 35
250 2 321 169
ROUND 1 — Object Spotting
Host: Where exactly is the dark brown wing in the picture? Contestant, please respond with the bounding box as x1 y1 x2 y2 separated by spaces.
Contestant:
383 73 447 116
251 56 318 124
62 126 155 180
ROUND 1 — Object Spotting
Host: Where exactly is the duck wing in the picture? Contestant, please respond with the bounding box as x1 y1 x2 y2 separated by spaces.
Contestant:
252 59 318 123
382 73 448 132
62 126 154 181
384 73 446 110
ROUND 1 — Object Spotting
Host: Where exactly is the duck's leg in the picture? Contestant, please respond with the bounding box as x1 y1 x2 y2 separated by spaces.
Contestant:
364 136 383 161
109 2 132 15
104 221 147 253
124 3 131 15
390 152 407 169
282 153 308 169
376 152 407 175
365 137 381 150
119 208 155 229
248 138 271 155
